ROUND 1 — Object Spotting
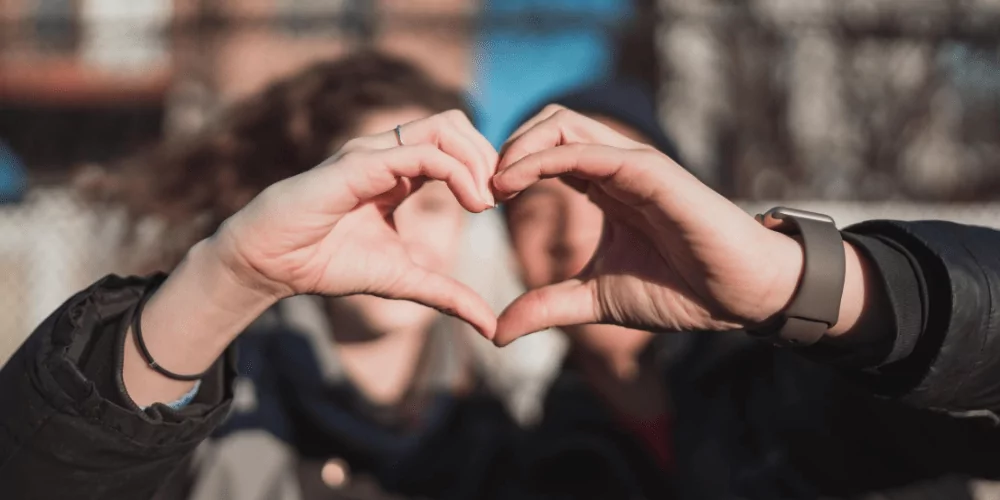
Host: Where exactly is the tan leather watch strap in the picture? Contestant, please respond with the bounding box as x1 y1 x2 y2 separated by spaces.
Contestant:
751 208 846 346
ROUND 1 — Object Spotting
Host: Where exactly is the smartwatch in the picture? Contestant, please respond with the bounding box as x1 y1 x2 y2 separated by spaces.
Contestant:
749 207 846 346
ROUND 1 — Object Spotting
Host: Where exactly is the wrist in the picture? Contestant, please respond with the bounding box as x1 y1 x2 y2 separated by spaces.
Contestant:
826 242 871 337
747 230 804 326
210 226 295 301
122 239 279 407
747 230 868 338
183 238 283 325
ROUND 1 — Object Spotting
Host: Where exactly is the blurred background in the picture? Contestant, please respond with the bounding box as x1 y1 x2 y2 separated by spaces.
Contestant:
0 0 998 364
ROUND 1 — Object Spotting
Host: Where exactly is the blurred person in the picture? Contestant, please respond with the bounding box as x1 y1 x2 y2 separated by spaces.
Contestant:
84 52 563 427
80 53 522 500
502 80 682 499
498 104 1000 500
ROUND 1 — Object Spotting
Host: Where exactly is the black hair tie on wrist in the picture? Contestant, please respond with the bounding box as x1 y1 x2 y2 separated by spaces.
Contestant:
131 283 208 382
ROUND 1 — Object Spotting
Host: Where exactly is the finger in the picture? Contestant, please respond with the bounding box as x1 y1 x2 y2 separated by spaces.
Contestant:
385 266 498 340
493 144 656 202
336 145 489 213
494 279 598 347
371 177 418 214
436 114 496 206
499 104 565 156
347 111 497 206
445 111 500 200
498 108 644 172
438 128 494 206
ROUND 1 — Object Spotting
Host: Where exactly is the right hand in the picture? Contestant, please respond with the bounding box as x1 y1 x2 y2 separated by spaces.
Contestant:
211 110 500 338
492 106 807 345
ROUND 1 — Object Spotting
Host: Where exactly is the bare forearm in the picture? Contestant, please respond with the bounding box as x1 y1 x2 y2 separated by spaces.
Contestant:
827 241 892 340
123 238 278 407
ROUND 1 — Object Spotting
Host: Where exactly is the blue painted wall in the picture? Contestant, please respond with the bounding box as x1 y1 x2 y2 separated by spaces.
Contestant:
473 0 631 146
0 140 27 204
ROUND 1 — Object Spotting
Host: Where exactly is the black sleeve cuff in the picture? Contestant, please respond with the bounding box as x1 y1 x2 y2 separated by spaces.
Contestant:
112 275 230 415
843 220 1000 411
0 274 237 499
841 231 927 367
52 274 235 442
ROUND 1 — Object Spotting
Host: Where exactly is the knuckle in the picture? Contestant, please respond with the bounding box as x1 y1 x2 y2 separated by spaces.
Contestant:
409 144 440 163
413 143 438 155
552 107 580 123
338 150 366 164
340 137 368 154
338 151 377 174
251 181 287 210
431 111 453 128
637 147 666 163
543 103 567 115
443 108 468 123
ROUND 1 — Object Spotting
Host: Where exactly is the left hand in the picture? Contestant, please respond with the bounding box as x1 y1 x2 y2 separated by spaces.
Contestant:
211 110 500 337
125 110 501 407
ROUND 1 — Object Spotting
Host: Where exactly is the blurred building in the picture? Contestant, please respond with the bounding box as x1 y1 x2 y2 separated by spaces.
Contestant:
0 0 479 363
0 0 176 179
0 0 475 178
657 0 1000 201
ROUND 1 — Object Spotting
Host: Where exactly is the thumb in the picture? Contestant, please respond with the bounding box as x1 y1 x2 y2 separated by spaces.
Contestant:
383 266 497 340
494 279 598 346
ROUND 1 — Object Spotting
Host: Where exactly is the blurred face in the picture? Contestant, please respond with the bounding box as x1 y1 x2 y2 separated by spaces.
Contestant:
505 115 657 374
506 178 602 290
329 107 467 337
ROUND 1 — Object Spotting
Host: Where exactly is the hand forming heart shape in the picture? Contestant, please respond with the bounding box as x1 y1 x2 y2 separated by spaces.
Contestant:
212 107 810 345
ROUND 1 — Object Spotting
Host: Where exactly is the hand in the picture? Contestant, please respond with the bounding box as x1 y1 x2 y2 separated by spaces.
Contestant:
212 110 500 337
491 106 806 345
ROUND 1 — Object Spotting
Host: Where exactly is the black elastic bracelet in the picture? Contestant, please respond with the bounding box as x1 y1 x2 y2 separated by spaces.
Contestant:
131 282 208 382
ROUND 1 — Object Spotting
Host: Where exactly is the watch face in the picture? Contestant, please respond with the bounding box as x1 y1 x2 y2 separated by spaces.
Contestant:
767 207 836 225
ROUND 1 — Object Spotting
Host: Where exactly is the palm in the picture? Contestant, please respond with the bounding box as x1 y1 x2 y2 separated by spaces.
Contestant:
308 206 425 298
213 115 500 338
221 172 428 299
587 209 764 335
560 169 738 331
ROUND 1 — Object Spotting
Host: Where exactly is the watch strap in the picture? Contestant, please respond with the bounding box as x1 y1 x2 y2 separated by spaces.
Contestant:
753 209 846 346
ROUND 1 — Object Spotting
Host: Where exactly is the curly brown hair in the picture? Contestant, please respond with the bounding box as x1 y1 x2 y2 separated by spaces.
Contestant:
84 51 467 272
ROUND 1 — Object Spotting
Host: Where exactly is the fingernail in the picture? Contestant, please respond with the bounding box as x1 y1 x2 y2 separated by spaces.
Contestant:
483 188 496 208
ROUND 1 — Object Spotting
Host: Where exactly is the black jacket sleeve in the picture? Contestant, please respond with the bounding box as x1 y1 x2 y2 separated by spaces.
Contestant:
839 220 1000 414
0 275 234 500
